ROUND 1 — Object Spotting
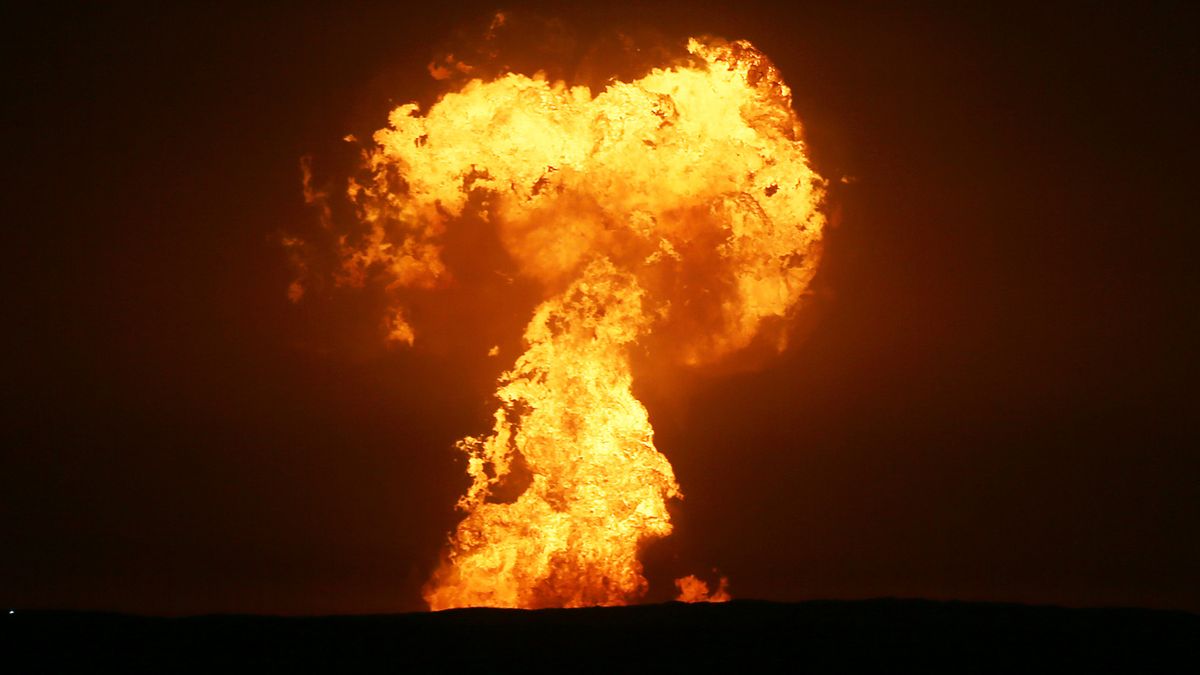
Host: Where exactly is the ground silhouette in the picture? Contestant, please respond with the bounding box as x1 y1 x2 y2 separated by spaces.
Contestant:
7 599 1198 672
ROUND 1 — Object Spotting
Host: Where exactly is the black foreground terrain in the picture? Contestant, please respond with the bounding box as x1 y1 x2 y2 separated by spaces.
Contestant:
6 599 1198 672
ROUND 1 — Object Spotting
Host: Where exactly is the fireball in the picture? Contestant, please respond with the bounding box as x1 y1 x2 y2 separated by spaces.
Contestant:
295 33 826 609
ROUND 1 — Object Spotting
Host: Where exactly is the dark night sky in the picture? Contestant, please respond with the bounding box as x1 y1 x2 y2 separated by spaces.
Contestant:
4 1 1198 614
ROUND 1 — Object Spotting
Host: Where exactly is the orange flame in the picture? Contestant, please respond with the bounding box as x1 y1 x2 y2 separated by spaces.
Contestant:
675 574 732 603
302 36 826 609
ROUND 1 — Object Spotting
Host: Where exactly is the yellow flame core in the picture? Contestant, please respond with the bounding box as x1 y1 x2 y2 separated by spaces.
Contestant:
428 260 679 608
339 38 826 609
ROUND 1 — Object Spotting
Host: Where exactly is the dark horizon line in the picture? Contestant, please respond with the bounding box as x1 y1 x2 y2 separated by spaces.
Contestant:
8 596 1198 620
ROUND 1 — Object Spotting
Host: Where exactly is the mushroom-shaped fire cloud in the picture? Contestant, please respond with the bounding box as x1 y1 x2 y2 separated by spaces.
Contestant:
291 34 827 610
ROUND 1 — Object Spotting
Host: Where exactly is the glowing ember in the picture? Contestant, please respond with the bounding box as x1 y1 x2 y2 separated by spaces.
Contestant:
296 34 826 609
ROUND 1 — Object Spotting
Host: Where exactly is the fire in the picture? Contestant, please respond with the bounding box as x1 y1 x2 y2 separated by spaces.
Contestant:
295 34 826 609
675 574 732 603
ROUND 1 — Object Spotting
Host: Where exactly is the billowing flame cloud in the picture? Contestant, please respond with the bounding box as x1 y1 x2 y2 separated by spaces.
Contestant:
295 34 826 609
